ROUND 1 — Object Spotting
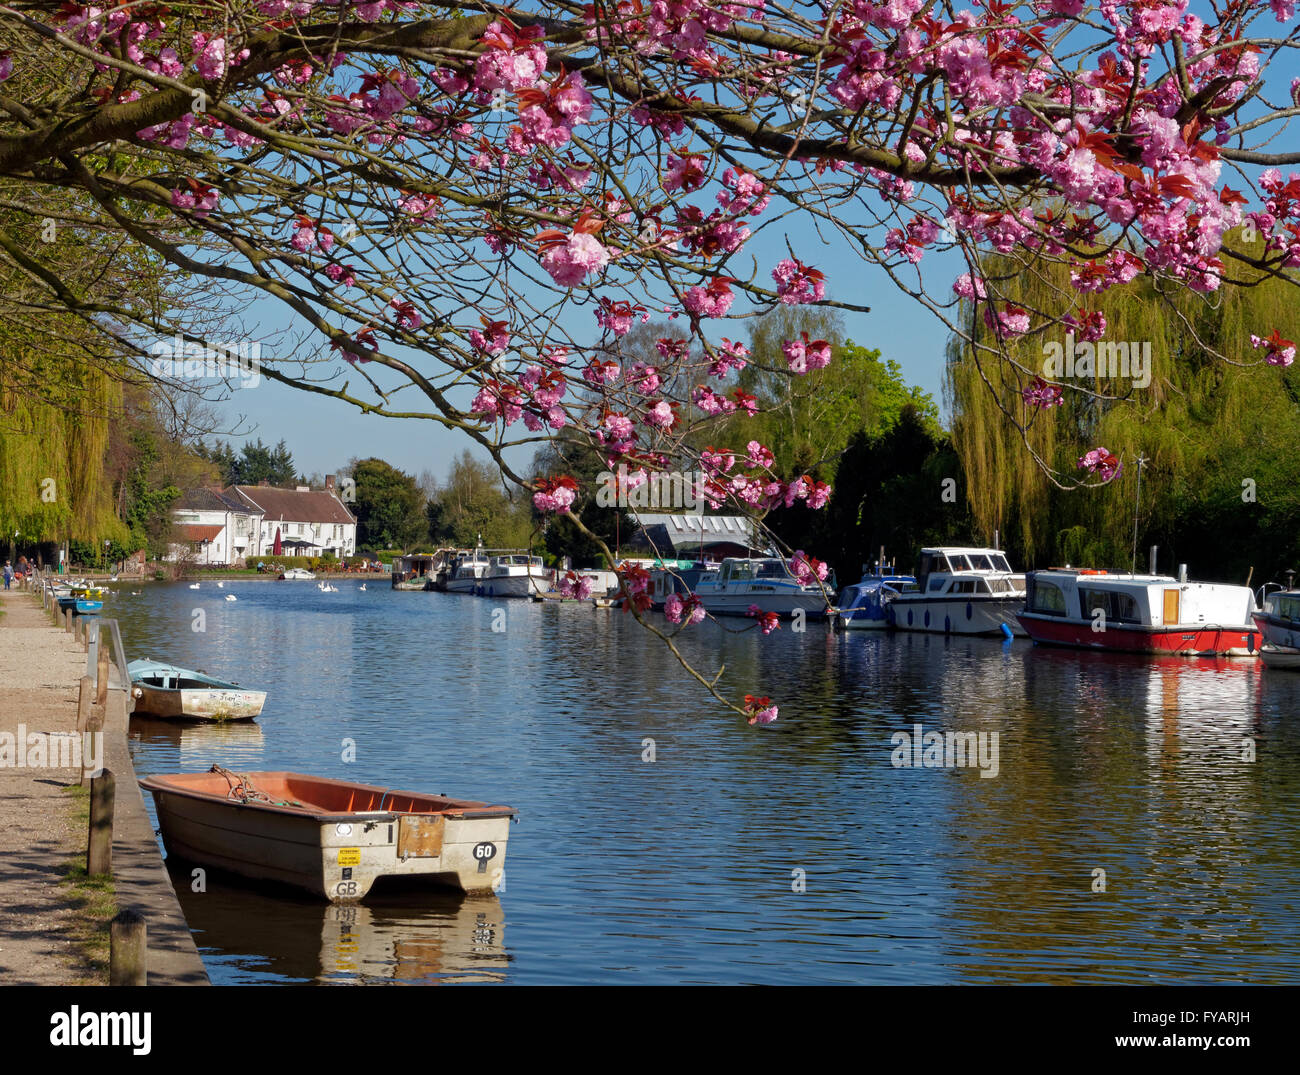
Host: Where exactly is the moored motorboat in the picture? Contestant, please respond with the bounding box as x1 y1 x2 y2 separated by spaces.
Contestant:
693 556 834 618
56 594 103 616
277 567 316 580
445 549 491 594
834 566 918 630
139 767 516 901
1017 568 1259 656
481 553 550 598
889 547 1027 636
128 659 267 720
1252 587 1300 649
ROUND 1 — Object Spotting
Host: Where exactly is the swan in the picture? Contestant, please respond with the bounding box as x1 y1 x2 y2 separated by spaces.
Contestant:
217 581 224 589
359 583 366 591
189 583 200 590
225 594 237 602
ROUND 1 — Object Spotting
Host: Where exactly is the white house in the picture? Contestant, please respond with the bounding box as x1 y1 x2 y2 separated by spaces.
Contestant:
169 488 263 566
228 476 357 559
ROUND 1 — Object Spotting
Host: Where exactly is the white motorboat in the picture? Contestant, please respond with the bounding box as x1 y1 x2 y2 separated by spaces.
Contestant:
1252 587 1300 649
693 557 834 618
445 549 492 594
278 567 316 580
889 547 1027 636
480 554 550 598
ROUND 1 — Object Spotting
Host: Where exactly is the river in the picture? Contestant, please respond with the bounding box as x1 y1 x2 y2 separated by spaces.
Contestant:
116 579 1300 984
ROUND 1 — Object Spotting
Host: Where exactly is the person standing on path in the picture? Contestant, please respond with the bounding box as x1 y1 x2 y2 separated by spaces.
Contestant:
2 561 11 590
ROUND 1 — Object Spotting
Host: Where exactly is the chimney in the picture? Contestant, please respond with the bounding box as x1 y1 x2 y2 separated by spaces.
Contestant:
325 474 335 493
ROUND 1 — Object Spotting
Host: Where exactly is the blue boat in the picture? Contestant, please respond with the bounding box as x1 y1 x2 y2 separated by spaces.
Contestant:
834 564 918 630
56 595 103 615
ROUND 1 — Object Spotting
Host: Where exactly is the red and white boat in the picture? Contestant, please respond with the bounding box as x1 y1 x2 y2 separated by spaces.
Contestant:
1017 568 1260 657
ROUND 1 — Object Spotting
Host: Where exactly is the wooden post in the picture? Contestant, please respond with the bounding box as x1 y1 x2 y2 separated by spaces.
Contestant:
109 909 147 986
96 643 110 706
64 607 72 632
87 769 114 878
77 676 96 787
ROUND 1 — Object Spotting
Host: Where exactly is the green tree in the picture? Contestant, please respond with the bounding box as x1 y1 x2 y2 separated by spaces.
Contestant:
426 452 534 549
349 458 426 551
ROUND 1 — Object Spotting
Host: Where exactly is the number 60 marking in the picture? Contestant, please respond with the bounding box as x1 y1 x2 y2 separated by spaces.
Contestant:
473 842 497 861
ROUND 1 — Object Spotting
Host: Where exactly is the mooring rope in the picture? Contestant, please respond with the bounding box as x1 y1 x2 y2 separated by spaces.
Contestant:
210 764 304 808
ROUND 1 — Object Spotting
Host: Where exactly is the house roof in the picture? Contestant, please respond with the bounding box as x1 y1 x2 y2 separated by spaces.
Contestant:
228 485 355 525
177 524 225 542
175 487 247 513
626 513 769 555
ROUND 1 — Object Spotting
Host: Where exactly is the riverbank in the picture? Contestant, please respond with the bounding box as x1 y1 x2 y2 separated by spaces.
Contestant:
0 588 103 983
0 586 208 985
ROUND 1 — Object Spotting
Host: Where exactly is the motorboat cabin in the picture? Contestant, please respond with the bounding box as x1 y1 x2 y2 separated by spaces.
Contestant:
889 547 1027 635
694 557 835 618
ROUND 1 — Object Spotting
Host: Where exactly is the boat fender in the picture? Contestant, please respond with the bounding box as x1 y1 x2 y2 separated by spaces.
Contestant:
1000 623 1014 641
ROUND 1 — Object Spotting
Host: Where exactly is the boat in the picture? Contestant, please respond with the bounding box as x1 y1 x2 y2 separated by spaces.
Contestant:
647 559 718 610
56 594 103 616
445 548 492 594
1252 587 1300 649
277 567 316 580
392 553 437 590
834 563 918 630
481 553 550 598
128 659 267 721
889 547 1027 636
139 766 516 901
1016 568 1260 656
693 557 835 618
1259 644 1300 670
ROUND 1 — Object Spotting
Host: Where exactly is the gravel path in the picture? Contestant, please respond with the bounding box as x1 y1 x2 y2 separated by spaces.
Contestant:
0 588 98 984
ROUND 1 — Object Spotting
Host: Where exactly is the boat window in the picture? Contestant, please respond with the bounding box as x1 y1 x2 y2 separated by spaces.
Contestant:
928 575 946 592
1080 587 1140 624
1007 575 1026 591
758 561 790 579
992 555 1012 573
975 578 993 594
1278 595 1300 621
968 554 994 570
948 555 971 571
1029 579 1067 614
948 580 972 594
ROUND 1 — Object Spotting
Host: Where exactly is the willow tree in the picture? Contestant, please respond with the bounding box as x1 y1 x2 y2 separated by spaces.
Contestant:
946 231 1300 575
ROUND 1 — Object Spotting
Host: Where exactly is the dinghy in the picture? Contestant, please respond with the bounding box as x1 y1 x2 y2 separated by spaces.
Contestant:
128 659 267 721
139 767 516 901
1259 644 1300 671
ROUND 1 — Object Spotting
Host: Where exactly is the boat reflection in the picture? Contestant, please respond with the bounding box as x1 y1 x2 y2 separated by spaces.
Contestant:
171 864 509 984
130 715 266 770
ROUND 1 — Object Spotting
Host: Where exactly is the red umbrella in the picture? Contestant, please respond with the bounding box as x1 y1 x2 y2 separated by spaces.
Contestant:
273 526 282 556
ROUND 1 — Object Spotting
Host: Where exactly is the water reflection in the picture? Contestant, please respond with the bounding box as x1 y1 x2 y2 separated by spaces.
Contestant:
172 864 508 984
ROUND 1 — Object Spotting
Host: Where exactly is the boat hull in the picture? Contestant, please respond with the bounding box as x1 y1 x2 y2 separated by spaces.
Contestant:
132 683 267 721
1260 644 1300 670
480 572 548 598
891 596 1027 636
697 591 830 618
1017 613 1259 656
140 772 514 901
1252 612 1300 650
392 578 430 591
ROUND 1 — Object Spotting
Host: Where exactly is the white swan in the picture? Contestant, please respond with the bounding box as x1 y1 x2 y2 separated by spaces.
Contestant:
189 583 200 590
217 581 224 589
359 583 366 591
225 594 237 602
